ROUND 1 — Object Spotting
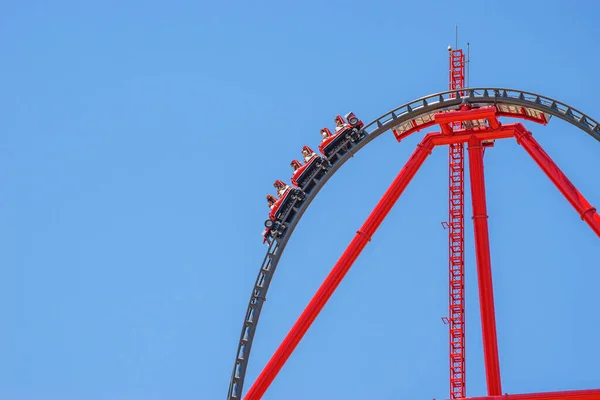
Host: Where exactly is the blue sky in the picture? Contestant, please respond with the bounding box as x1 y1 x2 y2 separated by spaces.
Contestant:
1 0 600 399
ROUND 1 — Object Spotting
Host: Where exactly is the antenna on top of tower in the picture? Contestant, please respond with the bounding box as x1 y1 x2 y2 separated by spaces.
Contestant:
467 42 471 88
449 26 471 89
455 25 458 50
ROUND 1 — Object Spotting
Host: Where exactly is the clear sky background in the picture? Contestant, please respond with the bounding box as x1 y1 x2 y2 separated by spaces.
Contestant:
1 1 599 399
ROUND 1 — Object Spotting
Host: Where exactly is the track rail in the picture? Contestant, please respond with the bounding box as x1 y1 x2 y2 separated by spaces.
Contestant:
227 87 600 399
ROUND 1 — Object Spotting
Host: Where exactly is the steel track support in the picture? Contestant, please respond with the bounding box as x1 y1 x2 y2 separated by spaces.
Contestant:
243 134 437 400
467 135 502 396
514 129 600 237
228 239 281 399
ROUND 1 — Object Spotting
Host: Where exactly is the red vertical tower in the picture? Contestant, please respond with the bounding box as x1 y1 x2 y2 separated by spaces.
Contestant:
448 46 466 399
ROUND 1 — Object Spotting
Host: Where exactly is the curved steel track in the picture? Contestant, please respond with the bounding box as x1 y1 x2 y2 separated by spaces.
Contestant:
227 87 600 399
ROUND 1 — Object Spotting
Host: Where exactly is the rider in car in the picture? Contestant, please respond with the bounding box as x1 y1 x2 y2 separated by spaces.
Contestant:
290 160 302 172
334 116 346 132
301 147 316 163
266 194 277 209
273 180 290 197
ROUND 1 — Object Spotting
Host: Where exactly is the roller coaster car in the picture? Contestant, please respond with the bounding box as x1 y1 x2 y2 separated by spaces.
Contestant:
318 112 365 162
262 186 306 242
291 146 331 193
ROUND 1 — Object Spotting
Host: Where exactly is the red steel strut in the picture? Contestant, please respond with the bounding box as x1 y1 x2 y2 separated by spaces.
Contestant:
244 134 437 400
467 388 600 400
514 129 600 237
467 135 502 396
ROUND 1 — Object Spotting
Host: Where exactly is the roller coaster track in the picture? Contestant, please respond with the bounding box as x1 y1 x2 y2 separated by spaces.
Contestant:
227 87 600 399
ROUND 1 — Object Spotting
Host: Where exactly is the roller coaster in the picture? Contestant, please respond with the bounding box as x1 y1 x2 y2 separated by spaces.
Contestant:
227 85 600 400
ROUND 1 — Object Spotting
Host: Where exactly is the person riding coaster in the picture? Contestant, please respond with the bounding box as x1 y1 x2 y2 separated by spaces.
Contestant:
273 179 290 197
334 115 347 132
290 160 302 172
320 128 332 141
301 146 317 163
266 194 277 209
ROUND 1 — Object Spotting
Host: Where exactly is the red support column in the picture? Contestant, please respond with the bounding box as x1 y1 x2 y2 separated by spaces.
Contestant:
514 128 600 237
467 135 502 396
243 134 437 400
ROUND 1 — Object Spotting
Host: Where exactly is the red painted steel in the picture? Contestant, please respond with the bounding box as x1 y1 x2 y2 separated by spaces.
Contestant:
467 135 502 396
447 47 467 399
245 121 598 399
448 142 466 399
514 129 600 237
243 134 437 400
466 388 600 400
449 49 465 97
434 127 516 145
436 106 500 127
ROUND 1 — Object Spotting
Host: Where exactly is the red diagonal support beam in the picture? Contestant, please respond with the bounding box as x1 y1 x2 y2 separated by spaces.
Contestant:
513 129 600 237
466 388 600 400
243 133 437 399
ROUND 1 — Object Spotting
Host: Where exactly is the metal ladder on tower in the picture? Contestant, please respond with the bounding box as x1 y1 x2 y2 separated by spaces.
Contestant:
448 46 466 399
449 142 465 398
